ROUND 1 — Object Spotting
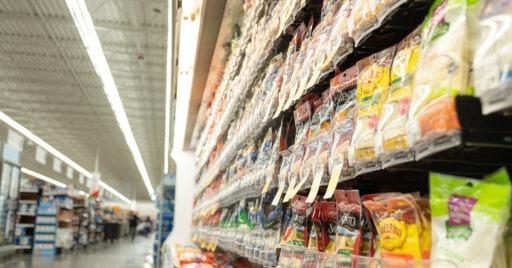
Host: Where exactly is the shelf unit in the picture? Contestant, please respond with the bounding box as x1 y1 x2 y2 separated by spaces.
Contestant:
154 175 175 266
190 0 512 267
14 188 40 253
33 198 57 257
0 142 22 259
72 196 89 247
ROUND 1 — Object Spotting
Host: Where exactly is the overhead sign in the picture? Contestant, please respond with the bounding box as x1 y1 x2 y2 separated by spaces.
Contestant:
7 129 24 152
66 166 73 180
89 172 101 198
53 157 62 173
35 146 47 164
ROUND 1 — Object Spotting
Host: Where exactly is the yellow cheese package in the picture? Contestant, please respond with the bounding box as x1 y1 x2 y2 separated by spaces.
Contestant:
363 194 423 262
375 27 421 164
350 46 395 171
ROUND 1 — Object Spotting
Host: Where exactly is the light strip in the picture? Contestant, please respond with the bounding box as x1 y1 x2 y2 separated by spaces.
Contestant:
163 0 173 174
21 168 66 188
0 111 130 203
66 0 155 198
173 0 202 151
0 112 92 178
99 181 131 204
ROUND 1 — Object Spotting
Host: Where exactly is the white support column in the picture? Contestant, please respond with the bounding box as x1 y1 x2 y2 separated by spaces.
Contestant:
167 150 195 245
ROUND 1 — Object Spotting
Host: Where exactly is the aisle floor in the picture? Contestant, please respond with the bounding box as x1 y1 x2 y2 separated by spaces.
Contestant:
1 235 154 268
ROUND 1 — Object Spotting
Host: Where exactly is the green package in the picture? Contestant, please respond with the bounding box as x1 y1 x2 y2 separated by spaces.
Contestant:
430 168 511 267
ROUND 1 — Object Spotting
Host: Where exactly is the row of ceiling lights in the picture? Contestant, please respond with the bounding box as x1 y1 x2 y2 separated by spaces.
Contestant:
1 0 192 202
0 0 180 203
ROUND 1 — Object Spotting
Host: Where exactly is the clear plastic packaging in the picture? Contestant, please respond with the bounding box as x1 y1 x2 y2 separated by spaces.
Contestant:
307 92 334 200
265 67 285 121
307 202 325 252
334 190 361 264
351 47 395 174
325 0 354 65
301 142 320 191
272 150 293 206
307 22 333 89
350 0 409 45
473 0 512 114
350 0 378 44
277 244 293 267
290 247 306 268
363 194 424 262
325 67 358 199
375 27 421 167
407 0 475 157
284 144 305 202
284 195 309 247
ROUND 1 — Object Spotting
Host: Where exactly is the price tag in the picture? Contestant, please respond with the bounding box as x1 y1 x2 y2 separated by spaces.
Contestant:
290 178 307 200
406 119 420 146
273 97 286 119
375 131 384 156
283 174 297 203
324 161 342 199
261 179 271 194
272 181 286 206
298 75 309 99
348 147 355 166
305 69 321 90
306 167 324 203
284 83 299 109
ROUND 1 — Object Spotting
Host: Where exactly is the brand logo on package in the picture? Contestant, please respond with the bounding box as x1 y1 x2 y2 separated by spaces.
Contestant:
446 194 477 240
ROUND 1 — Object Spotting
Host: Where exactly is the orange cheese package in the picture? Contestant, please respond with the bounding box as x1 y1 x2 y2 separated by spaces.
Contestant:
350 46 395 171
375 27 421 163
334 190 361 267
363 194 423 262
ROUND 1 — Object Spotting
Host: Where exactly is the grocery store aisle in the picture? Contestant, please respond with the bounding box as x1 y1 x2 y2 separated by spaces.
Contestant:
0 236 154 268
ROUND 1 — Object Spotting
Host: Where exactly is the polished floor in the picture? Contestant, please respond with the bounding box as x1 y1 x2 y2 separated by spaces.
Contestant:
1 235 155 268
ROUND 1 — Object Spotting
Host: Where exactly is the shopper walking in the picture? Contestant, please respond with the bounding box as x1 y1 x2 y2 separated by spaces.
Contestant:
129 211 140 241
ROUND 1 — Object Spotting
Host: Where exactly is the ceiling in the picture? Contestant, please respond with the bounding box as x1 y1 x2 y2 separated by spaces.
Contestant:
0 0 168 200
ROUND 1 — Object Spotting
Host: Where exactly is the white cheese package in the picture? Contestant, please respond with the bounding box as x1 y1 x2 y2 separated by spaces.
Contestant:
407 0 483 154
473 0 512 114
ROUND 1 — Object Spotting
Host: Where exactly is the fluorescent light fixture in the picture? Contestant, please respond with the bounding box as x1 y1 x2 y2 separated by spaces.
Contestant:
163 0 174 174
0 112 91 178
99 181 131 204
66 0 154 197
173 0 203 152
21 168 66 188
0 111 130 203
